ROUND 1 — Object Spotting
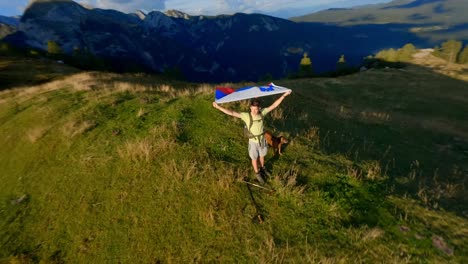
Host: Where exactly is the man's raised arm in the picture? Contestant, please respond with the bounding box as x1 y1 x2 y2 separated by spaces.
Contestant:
265 90 292 112
212 102 242 118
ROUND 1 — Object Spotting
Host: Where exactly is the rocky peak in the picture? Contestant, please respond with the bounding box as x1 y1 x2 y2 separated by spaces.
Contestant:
22 0 86 22
165 10 190 20
144 11 177 30
134 10 147 20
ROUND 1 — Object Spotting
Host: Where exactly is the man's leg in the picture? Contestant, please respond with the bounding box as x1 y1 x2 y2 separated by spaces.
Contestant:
259 155 265 168
251 159 259 173
249 141 265 185
253 159 265 185
259 141 268 174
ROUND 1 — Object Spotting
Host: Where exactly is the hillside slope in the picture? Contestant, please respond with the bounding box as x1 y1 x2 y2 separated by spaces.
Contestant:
1 55 467 262
292 0 468 41
0 24 15 39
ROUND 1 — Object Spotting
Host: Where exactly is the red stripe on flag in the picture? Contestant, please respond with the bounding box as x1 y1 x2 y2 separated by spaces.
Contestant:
216 87 235 95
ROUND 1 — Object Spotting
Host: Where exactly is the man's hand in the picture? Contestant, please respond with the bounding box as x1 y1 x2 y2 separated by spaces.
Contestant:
283 90 292 97
212 102 219 109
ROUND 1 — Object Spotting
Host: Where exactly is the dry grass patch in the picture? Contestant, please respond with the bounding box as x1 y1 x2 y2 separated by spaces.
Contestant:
149 121 179 139
411 50 468 81
194 83 214 95
62 119 96 138
359 110 391 123
270 107 284 120
271 165 306 199
136 107 146 118
26 125 50 143
117 133 177 163
362 227 385 241
364 161 382 180
118 138 155 163
158 159 199 182
112 81 148 93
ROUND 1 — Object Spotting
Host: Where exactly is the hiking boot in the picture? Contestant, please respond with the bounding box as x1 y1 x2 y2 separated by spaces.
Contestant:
255 172 265 185
260 166 269 177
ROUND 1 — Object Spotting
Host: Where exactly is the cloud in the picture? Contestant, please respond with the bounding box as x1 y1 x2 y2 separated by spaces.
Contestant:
78 0 166 13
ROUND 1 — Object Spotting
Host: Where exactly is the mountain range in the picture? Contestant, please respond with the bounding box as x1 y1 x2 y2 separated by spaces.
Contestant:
0 15 19 27
2 0 468 82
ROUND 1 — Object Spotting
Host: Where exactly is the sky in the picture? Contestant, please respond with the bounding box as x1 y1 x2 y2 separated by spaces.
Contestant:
0 0 393 18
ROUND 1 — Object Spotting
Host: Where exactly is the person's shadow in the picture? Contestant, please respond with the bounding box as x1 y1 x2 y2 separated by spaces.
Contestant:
263 142 289 181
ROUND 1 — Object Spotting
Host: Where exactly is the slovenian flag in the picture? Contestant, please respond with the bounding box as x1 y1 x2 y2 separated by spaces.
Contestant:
214 83 291 104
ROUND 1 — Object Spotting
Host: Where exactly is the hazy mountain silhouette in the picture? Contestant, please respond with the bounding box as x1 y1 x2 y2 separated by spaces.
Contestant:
291 0 468 41
0 15 20 27
382 0 445 9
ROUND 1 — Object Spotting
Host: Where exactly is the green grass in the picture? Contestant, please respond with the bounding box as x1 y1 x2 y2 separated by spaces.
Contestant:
1 57 467 262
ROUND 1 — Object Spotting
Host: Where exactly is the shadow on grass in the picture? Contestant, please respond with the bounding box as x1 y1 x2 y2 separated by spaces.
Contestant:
245 184 267 224
0 55 80 91
279 62 468 216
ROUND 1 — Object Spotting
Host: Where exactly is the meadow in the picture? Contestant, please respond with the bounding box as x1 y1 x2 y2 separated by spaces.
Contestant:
1 53 467 263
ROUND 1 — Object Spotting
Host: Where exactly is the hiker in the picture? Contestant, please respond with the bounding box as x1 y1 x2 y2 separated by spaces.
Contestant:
212 91 292 184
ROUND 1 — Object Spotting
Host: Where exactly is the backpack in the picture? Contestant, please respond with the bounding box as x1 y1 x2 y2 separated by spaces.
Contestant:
243 112 264 138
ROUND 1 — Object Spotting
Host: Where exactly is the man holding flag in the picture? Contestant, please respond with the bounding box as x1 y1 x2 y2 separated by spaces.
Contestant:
212 89 291 184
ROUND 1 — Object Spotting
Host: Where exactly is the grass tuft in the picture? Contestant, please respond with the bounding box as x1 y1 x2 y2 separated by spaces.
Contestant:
62 119 96 137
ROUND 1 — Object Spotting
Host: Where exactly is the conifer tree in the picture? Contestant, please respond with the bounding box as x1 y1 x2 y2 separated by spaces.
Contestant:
336 54 347 71
376 48 398 62
458 44 468 64
0 42 9 53
299 52 313 77
47 40 62 55
440 40 462 63
432 45 442 58
398 43 417 62
387 48 398 62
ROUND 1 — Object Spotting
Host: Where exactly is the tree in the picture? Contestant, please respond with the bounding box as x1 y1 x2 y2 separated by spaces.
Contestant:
398 43 417 62
0 42 9 53
458 44 468 64
47 40 62 55
298 52 313 77
440 40 463 63
432 45 442 58
336 54 347 71
376 48 398 62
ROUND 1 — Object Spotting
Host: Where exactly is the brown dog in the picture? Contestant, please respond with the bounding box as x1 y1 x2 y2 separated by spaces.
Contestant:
264 130 289 155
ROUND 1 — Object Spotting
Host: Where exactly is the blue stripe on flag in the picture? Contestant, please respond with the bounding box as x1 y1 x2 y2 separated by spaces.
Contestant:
259 86 274 92
215 90 228 100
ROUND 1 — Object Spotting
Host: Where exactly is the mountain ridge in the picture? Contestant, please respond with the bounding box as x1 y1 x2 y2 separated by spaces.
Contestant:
4 0 467 82
291 0 468 42
0 15 20 27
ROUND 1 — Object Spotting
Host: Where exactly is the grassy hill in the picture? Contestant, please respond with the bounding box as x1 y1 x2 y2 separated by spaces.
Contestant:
1 53 468 262
291 0 468 41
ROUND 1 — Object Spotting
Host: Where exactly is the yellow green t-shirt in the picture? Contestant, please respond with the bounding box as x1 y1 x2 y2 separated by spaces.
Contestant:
240 108 270 142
